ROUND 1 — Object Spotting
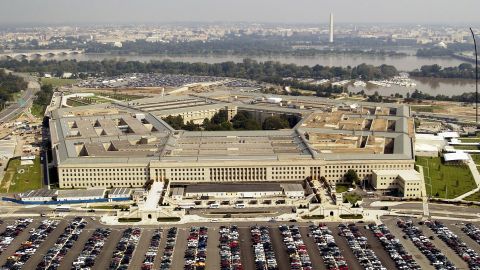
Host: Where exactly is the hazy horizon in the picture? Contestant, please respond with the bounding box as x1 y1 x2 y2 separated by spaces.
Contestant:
1 0 479 25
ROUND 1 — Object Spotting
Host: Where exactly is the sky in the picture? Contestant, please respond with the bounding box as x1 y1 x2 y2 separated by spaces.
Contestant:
0 0 479 25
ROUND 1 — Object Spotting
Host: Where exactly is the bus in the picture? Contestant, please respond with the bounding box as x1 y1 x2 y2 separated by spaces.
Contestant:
55 205 71 212
178 203 196 209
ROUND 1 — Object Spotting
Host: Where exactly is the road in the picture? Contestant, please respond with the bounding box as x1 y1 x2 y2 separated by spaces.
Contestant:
0 73 40 123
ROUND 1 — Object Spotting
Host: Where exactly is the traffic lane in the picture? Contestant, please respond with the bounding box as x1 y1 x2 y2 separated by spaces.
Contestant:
299 226 326 270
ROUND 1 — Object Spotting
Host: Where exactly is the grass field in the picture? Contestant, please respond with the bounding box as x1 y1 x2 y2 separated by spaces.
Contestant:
0 157 42 193
40 78 77 87
464 192 480 202
410 105 444 113
416 156 477 199
461 137 480 143
472 155 480 165
454 145 480 150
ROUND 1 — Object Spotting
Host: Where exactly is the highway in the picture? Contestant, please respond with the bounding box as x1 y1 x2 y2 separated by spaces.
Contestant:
0 73 40 123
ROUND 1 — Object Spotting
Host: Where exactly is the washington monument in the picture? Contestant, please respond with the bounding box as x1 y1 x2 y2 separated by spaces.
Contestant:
329 13 334 43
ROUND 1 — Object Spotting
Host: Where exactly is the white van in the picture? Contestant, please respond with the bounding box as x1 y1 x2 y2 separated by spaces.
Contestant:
235 203 245 209
208 203 219 209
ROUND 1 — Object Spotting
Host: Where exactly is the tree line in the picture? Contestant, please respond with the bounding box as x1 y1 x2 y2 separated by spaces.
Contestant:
0 58 398 84
409 63 477 79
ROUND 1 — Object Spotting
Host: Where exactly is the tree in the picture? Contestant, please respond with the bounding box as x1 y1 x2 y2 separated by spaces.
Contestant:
344 169 360 186
262 116 289 130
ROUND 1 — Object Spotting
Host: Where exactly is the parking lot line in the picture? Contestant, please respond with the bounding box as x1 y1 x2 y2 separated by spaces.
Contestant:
381 218 434 270
0 219 39 266
447 222 480 254
238 227 255 270
331 226 363 270
359 226 399 270
20 219 69 270
93 229 123 270
268 227 292 270
151 228 169 269
299 226 326 270
171 228 187 270
421 222 469 269
206 227 220 270
128 229 153 270
56 224 95 270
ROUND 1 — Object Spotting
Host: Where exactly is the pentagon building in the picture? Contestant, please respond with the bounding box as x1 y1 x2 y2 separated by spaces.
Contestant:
49 91 415 189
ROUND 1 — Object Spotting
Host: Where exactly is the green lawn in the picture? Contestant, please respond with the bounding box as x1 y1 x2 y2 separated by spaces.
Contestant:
344 192 362 204
40 78 77 87
464 192 480 202
472 155 480 165
0 157 42 193
66 98 90 107
461 138 480 143
30 104 45 117
416 156 477 199
99 92 144 101
454 145 479 150
335 184 351 193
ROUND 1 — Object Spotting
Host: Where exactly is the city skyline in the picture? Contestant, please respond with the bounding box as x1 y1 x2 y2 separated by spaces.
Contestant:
0 0 479 25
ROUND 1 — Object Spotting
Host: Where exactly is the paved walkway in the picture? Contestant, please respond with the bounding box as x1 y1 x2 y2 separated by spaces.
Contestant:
141 182 164 211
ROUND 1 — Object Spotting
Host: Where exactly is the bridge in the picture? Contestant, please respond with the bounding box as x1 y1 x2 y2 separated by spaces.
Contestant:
0 49 85 60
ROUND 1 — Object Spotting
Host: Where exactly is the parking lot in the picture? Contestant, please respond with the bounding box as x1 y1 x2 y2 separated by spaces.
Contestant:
0 217 477 269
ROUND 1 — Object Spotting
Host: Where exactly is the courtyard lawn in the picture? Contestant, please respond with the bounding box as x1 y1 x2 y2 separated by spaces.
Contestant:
335 184 350 193
416 156 477 199
40 78 77 87
0 157 42 193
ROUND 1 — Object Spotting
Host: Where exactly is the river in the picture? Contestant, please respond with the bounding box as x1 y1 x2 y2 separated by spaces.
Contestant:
10 53 479 97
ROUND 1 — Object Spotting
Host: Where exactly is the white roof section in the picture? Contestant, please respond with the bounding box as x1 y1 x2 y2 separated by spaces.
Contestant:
444 152 470 162
438 132 460 139
415 143 439 152
398 170 422 182
415 133 446 141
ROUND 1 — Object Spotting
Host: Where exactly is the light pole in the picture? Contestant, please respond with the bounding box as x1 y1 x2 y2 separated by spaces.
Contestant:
470 28 479 125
